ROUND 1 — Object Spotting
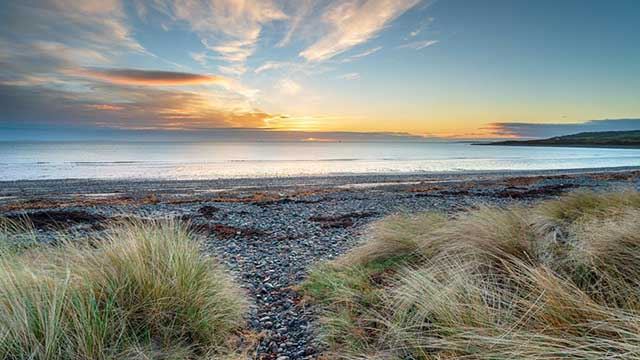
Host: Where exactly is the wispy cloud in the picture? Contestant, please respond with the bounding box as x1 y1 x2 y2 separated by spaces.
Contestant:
253 60 332 79
16 1 144 53
86 104 125 111
276 78 302 95
255 61 292 74
31 41 110 66
189 51 209 66
218 64 247 76
341 46 383 63
146 0 288 75
3 1 145 64
277 0 315 47
338 72 361 80
409 16 434 37
300 0 421 61
399 39 439 50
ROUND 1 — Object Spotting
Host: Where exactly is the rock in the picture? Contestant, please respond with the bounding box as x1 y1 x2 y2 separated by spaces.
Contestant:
198 205 219 217
5 209 106 230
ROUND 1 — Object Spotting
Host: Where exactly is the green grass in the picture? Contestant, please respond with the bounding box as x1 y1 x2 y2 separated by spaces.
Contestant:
302 255 411 351
0 217 38 256
0 218 247 359
303 189 640 359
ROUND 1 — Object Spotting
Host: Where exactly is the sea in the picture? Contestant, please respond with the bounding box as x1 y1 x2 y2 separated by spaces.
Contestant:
1 141 640 181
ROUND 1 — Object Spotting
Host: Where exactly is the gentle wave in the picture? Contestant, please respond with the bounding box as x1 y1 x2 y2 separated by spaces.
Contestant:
28 154 640 165
2 141 640 180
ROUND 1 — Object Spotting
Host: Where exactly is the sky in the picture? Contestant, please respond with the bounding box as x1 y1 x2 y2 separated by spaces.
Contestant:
1 0 639 141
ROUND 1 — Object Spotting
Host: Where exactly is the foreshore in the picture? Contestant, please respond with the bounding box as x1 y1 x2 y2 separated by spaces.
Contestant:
2 166 640 359
2 166 640 201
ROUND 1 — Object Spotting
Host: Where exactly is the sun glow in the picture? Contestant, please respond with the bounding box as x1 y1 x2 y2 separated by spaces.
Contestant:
302 137 336 142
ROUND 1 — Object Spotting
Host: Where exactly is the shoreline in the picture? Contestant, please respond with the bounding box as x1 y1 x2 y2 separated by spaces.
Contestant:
473 143 640 149
2 164 640 188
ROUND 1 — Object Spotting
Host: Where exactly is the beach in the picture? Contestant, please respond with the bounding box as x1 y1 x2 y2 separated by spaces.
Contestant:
2 167 640 359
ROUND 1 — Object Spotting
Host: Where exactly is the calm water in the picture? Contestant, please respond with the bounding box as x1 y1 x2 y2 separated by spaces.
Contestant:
1 141 640 181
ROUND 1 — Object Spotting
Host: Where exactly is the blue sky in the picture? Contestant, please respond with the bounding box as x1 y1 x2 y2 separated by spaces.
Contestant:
1 0 639 140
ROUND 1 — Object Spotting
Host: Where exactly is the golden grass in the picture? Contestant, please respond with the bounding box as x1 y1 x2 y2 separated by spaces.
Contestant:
303 189 640 359
337 212 447 266
0 219 247 359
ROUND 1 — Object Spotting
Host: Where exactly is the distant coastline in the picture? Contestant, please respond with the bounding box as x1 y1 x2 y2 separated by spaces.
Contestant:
475 130 640 149
475 143 640 149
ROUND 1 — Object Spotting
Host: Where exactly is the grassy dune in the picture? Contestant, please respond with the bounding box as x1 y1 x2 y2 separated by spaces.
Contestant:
303 189 640 359
0 219 247 360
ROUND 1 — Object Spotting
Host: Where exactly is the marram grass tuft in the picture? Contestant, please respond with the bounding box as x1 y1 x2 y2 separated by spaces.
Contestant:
0 219 247 360
303 189 640 359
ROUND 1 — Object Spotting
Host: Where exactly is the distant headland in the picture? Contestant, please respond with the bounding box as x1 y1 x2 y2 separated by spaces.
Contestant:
476 130 640 148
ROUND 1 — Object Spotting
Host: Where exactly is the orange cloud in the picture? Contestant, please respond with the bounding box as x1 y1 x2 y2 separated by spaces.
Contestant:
75 68 227 86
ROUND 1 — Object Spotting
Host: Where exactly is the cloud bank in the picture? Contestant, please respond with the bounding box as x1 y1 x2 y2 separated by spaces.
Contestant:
0 122 434 142
0 81 273 130
486 119 640 139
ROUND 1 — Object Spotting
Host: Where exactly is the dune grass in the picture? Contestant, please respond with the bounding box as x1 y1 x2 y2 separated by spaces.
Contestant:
302 189 640 359
0 218 247 360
